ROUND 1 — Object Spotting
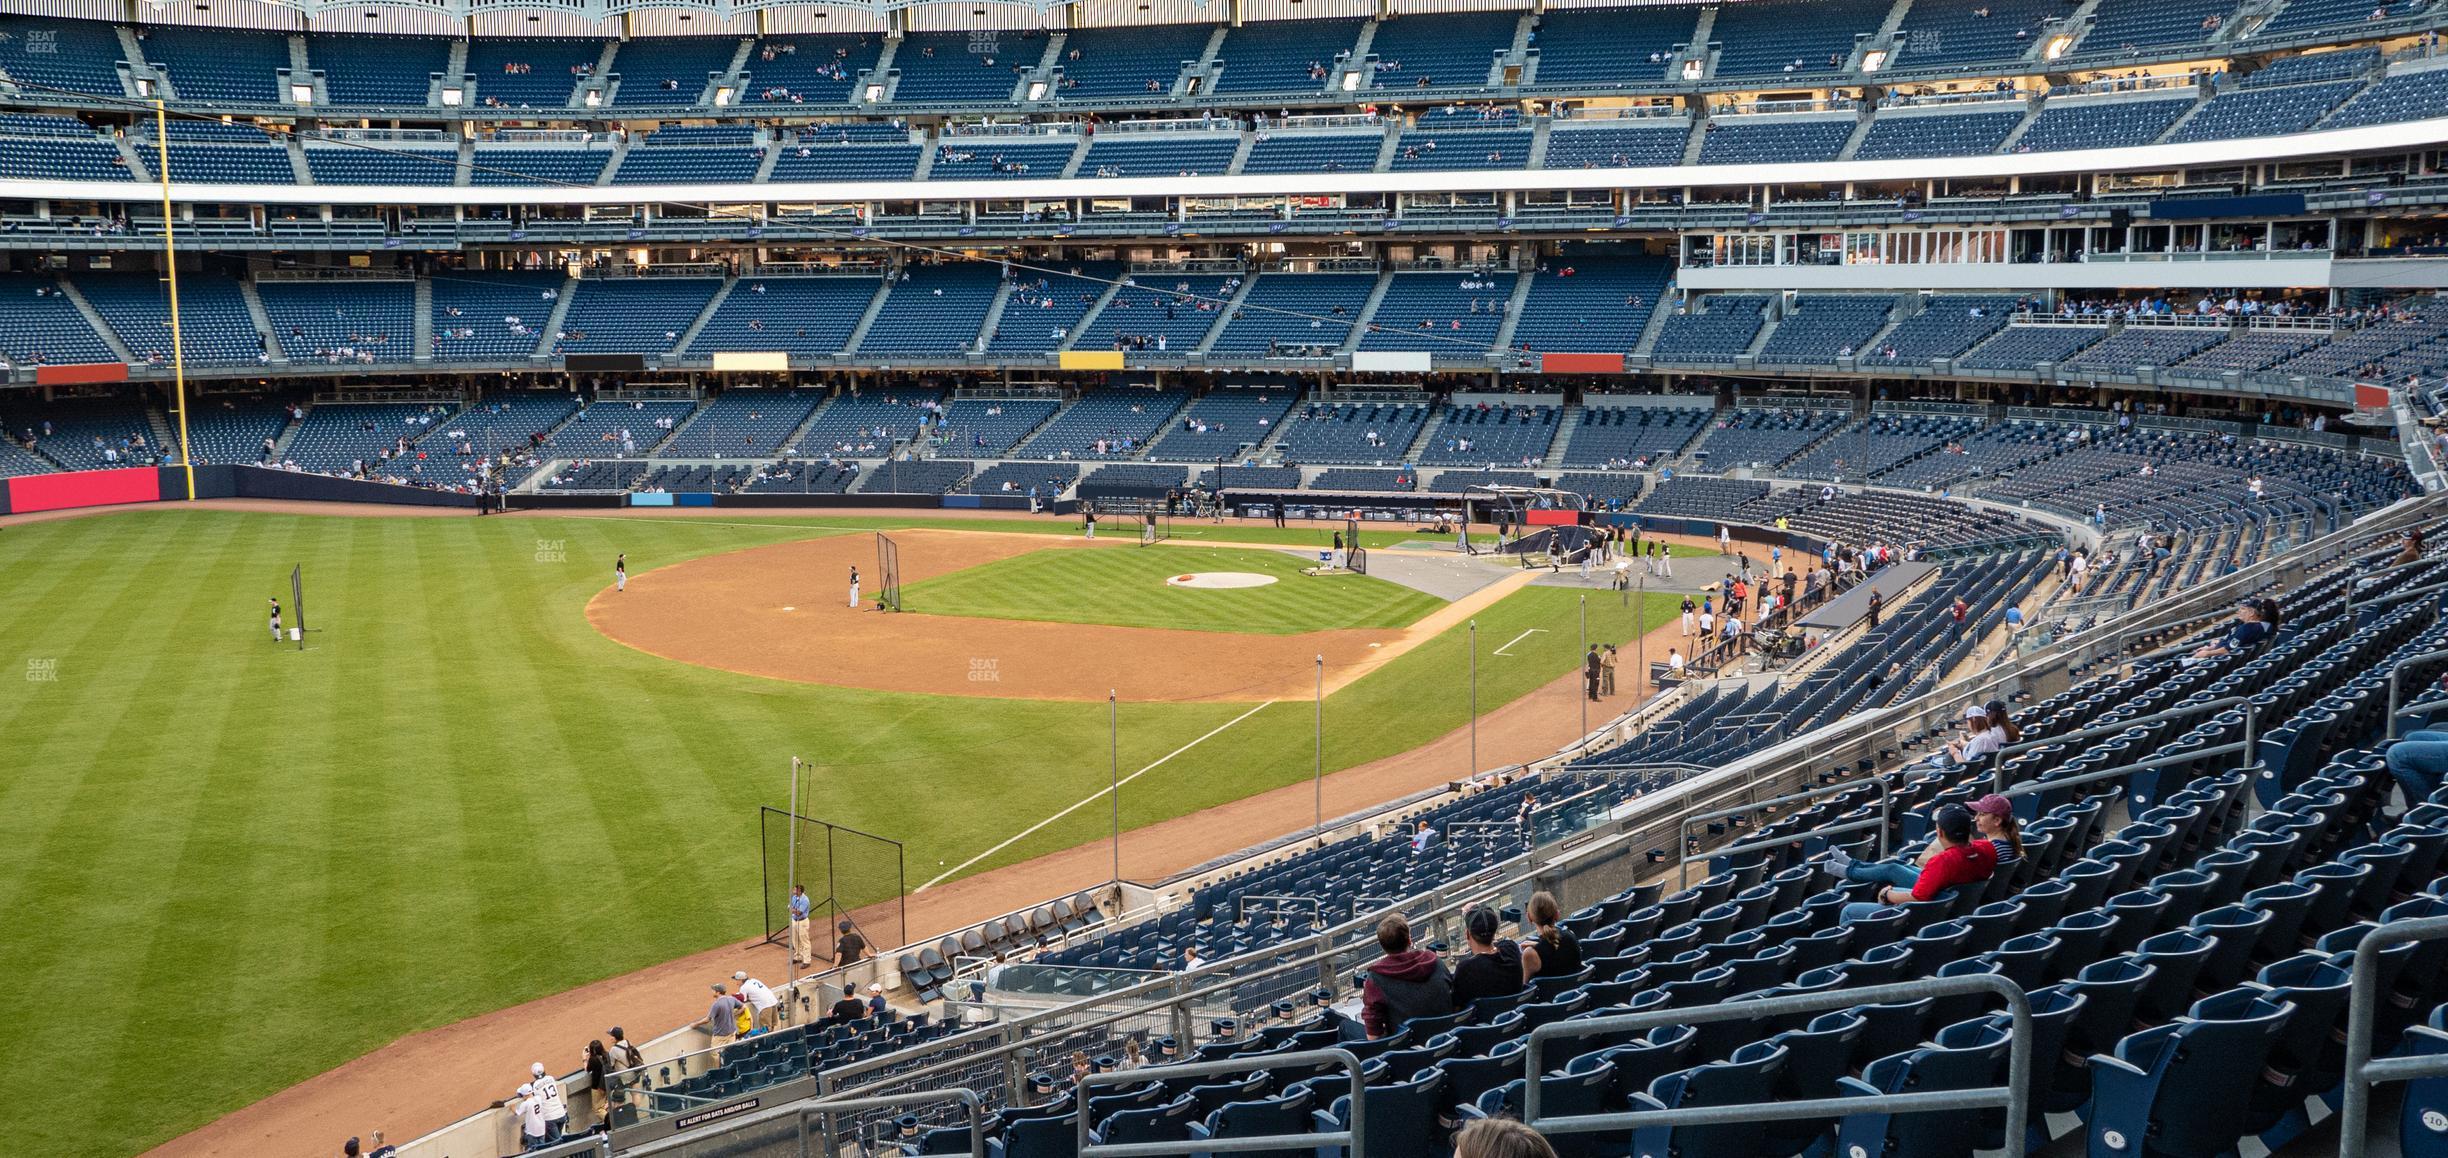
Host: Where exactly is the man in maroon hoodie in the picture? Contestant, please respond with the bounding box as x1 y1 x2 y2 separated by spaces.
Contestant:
1360 915 1455 1038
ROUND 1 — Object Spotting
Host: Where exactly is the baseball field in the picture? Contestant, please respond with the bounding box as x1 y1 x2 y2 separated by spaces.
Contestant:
0 504 1693 1158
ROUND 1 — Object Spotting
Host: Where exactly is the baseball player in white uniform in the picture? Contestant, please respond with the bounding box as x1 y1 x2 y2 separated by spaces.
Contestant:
849 566 861 609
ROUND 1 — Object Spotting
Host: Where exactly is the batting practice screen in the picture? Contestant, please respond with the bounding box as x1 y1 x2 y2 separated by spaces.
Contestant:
875 533 903 611
759 806 907 964
1344 518 1368 574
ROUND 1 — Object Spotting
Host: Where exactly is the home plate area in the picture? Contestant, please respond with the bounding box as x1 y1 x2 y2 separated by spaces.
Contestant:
1166 572 1280 589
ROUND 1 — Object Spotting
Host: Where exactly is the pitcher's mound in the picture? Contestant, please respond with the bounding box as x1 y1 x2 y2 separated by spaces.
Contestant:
1167 572 1280 589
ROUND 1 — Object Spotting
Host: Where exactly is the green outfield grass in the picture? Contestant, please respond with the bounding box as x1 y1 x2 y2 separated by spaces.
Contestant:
0 507 1678 1158
901 544 1443 632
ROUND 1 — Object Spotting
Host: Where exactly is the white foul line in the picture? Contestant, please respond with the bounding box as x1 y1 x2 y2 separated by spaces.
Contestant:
914 699 1277 892
1490 628 1546 656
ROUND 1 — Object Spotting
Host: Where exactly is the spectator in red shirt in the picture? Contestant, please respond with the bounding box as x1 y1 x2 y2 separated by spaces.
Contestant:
1829 804 1995 924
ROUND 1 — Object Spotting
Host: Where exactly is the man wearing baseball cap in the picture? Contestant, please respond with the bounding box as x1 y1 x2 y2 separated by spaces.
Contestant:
1831 803 1995 923
734 970 780 1031
528 1062 568 1143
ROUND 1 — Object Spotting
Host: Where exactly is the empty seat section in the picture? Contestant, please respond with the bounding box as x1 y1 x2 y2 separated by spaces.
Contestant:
1891 0 2062 69
1357 272 1510 354
1145 390 1297 461
1239 130 1381 175
858 264 1001 354
657 391 824 457
1756 295 1896 364
0 16 129 96
1274 402 1426 464
429 272 564 362
1853 108 2024 159
465 39 601 108
1364 11 1516 91
797 389 943 457
1207 273 1374 356
612 125 761 184
1050 24 1213 99
929 137 1076 180
0 275 118 366
1651 295 1771 363
691 276 876 359
552 278 722 355
145 26 290 105
2014 96 2190 152
1526 7 1697 89
1015 389 1186 458
768 129 922 181
256 279 416 364
1077 134 1238 178
1417 402 1559 467
1710 0 1889 78
2078 0 2243 53
303 142 458 185
468 144 611 186
887 31 1026 104
2169 80 2362 143
1506 256 1672 357
145 121 295 184
1387 124 1531 171
936 397 1060 455
1958 323 2108 369
745 35 885 105
609 37 737 106
0 115 131 181
1699 116 1853 164
2322 66 2448 129
1069 274 1231 354
309 34 454 106
984 261 1123 355
1541 122 1689 169
1860 295 2020 364
1560 406 1707 469
1209 19 1359 95
77 272 263 365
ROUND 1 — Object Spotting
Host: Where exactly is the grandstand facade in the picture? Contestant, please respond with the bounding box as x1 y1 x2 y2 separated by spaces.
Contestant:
12 0 2448 1154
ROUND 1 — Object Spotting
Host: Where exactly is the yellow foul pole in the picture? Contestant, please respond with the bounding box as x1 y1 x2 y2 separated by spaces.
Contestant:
151 99 195 500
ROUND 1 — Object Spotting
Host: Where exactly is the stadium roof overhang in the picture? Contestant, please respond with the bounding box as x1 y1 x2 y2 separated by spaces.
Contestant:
243 0 1092 16
12 114 2448 207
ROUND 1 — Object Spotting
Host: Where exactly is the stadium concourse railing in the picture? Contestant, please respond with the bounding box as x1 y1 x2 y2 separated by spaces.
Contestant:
626 492 2448 1154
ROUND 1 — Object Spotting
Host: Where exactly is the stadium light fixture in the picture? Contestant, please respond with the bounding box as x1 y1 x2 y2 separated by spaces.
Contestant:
440 87 464 106
2044 35 2073 60
290 82 314 104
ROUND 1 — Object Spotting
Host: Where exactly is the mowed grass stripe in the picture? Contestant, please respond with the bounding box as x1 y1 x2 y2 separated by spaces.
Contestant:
0 510 1668 1158
902 545 1443 633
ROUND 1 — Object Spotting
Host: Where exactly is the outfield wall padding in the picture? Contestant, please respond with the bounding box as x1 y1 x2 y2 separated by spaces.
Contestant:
229 467 482 508
5 466 161 513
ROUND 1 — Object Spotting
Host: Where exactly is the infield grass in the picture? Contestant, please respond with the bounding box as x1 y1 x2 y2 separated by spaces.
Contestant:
0 507 1680 1158
901 543 1443 632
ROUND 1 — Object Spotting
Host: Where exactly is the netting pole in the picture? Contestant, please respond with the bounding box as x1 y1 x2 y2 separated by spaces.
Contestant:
1580 594 1588 735
1109 690 1120 885
786 757 801 962
1313 654 1324 842
1469 620 1479 776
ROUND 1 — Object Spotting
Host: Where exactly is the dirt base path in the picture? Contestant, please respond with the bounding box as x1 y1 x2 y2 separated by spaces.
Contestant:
586 527 1538 702
142 611 1687 1158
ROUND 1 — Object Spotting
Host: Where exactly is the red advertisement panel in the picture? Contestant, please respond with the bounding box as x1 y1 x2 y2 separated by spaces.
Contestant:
1540 352 1627 374
7 467 162 513
34 362 129 386
1525 508 1580 527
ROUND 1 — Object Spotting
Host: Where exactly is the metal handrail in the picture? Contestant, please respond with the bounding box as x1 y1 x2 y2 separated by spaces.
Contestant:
2339 914 2448 1158
1523 974 2033 1152
623 1085 987 1157
1075 1048 1363 1157
1994 699 2260 794
2386 648 2448 739
1995 693 2253 759
1677 773 1895 886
